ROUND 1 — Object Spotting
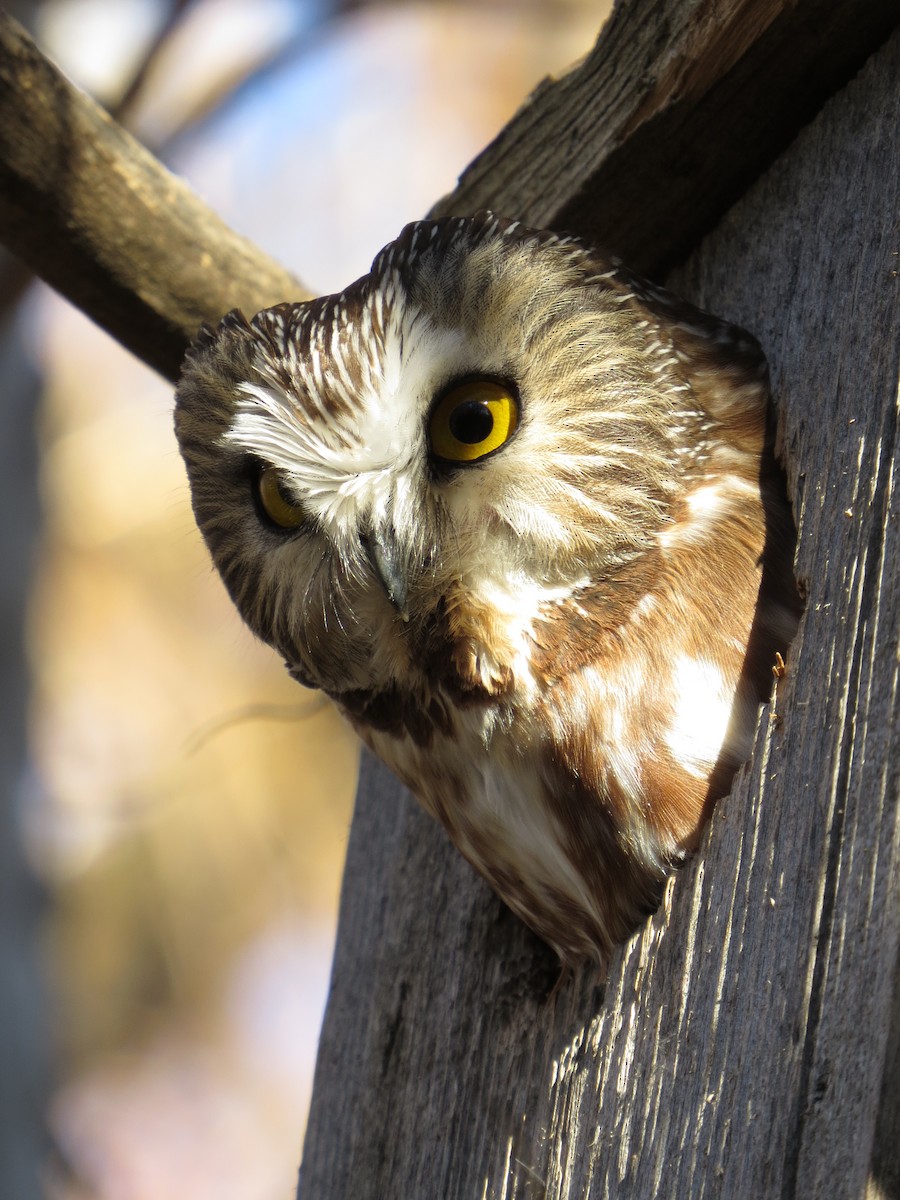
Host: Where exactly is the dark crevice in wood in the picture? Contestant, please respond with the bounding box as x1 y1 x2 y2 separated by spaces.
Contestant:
871 947 900 1198
557 1 900 276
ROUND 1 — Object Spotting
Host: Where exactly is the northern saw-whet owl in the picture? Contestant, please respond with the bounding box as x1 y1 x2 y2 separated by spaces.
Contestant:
175 213 799 965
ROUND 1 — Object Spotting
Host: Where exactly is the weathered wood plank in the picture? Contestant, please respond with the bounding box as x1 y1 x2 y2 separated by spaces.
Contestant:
299 26 900 1200
434 0 899 276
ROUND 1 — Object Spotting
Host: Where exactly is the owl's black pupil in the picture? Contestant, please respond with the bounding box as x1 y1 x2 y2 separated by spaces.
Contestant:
449 400 493 444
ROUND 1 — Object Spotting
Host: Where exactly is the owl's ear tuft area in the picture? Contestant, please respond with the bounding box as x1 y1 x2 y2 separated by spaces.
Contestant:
182 320 219 363
287 662 316 690
176 308 261 450
217 308 254 339
182 309 253 368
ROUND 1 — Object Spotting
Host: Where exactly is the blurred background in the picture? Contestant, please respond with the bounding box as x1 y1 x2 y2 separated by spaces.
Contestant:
1 1 606 1196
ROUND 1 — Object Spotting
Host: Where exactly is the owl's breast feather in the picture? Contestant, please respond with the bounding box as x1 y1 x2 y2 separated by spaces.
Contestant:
333 472 775 964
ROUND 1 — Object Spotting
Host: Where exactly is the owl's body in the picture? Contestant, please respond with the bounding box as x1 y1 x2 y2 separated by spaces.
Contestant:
176 214 797 964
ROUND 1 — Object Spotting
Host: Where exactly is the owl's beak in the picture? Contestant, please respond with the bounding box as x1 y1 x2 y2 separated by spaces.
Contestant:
361 527 410 622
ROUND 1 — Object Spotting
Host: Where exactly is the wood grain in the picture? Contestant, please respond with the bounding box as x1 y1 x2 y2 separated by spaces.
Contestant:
433 0 899 277
299 26 900 1200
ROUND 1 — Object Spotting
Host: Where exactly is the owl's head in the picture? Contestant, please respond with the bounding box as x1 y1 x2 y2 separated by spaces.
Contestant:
175 213 768 699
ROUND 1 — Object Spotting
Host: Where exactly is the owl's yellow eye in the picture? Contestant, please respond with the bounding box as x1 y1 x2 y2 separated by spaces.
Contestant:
429 379 519 464
257 466 305 529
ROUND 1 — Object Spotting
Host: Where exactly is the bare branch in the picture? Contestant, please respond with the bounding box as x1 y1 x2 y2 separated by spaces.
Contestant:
0 11 309 381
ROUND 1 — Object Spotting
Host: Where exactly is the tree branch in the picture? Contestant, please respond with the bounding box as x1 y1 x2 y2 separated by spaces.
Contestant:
0 11 308 381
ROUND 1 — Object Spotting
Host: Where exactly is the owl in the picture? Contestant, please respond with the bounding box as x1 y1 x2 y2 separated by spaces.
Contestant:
174 213 798 965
